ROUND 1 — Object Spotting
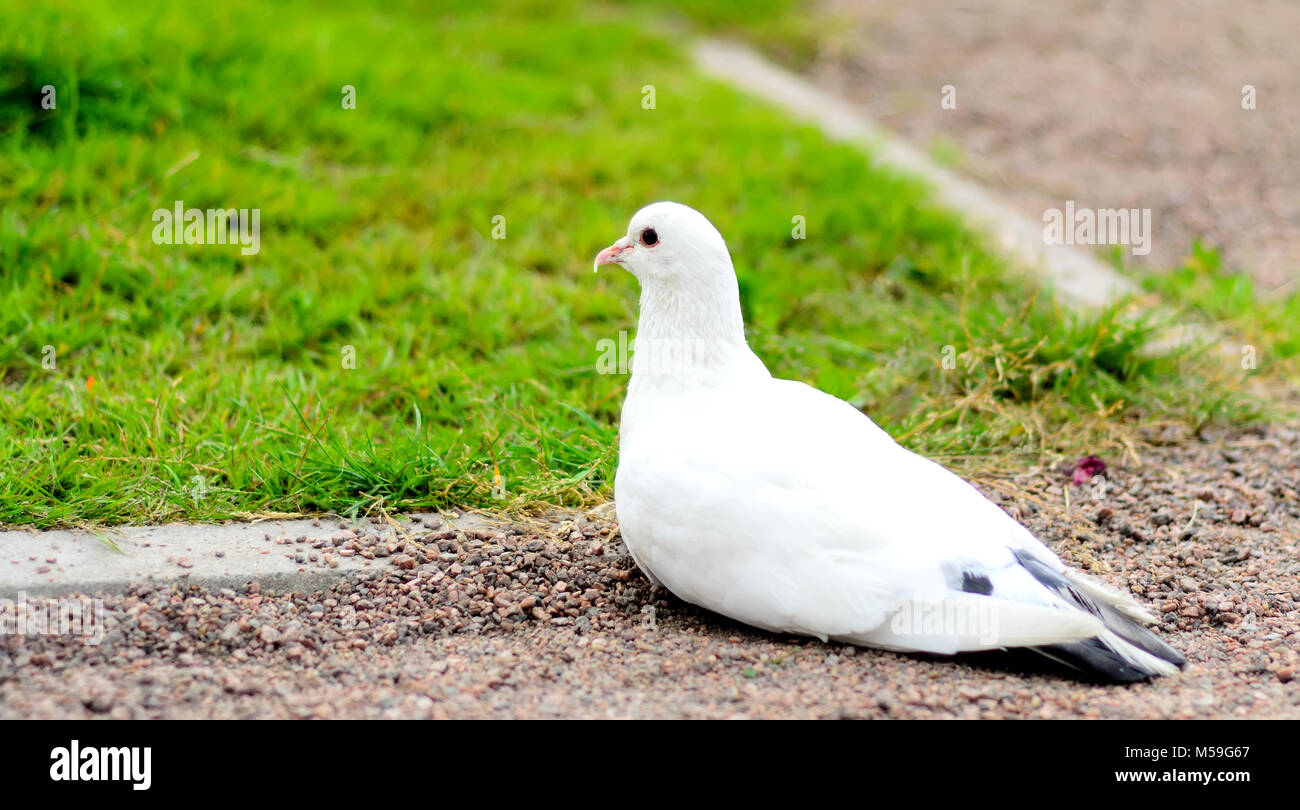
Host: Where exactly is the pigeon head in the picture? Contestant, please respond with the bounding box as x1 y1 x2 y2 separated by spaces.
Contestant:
594 201 733 283
594 202 755 367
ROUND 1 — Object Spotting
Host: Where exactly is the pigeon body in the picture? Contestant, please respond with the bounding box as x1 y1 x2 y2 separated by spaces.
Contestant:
597 201 1185 682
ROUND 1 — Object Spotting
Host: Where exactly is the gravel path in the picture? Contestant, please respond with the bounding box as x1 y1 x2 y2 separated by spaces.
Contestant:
811 0 1300 287
2 426 1296 719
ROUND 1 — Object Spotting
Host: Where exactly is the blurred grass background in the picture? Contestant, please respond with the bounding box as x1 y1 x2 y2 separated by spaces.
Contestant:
0 0 1286 527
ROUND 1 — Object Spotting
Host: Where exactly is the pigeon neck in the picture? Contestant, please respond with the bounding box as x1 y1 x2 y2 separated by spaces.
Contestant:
637 276 746 341
631 276 763 384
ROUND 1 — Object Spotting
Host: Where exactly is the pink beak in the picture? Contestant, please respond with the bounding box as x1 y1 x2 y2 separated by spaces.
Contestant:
593 237 633 272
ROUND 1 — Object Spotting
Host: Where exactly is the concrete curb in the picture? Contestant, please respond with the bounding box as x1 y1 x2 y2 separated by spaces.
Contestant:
693 39 1137 309
0 510 567 599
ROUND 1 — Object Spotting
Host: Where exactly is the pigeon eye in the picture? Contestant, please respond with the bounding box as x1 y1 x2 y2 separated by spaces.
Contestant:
640 227 658 247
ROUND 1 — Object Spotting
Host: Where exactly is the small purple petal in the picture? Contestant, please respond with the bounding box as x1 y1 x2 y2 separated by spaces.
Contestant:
1071 455 1106 484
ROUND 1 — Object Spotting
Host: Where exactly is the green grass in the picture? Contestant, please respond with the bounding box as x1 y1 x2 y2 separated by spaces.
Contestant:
628 0 831 69
1137 243 1300 374
0 0 1272 528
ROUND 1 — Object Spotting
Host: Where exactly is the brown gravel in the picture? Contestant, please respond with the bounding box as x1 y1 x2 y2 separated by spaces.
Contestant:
811 0 1300 288
1 425 1297 719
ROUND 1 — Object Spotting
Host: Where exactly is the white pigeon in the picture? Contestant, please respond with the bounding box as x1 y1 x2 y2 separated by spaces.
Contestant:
594 201 1185 682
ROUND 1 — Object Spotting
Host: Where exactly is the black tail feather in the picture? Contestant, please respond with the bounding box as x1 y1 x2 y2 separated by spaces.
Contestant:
1031 639 1162 683
1012 549 1186 682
